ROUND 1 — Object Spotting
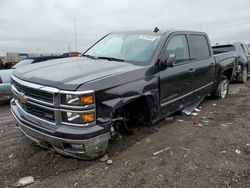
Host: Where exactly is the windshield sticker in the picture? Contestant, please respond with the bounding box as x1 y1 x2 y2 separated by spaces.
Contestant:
139 35 159 41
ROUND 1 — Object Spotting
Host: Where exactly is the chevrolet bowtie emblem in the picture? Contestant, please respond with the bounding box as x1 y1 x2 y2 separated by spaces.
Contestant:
18 92 28 104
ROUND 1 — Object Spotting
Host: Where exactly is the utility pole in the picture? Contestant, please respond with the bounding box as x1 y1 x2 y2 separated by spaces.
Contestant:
74 15 78 52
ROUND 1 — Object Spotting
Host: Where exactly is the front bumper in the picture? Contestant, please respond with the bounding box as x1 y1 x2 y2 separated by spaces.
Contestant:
11 99 111 160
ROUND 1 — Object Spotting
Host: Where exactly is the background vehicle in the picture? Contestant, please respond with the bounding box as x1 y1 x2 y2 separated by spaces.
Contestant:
0 56 63 101
213 42 250 83
0 59 5 69
11 30 236 159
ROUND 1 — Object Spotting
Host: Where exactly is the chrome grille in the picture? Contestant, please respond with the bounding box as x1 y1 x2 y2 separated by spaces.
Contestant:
20 102 55 122
11 75 96 127
12 79 53 104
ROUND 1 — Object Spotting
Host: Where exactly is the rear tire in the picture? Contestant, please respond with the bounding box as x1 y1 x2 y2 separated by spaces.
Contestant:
237 66 247 83
214 75 229 99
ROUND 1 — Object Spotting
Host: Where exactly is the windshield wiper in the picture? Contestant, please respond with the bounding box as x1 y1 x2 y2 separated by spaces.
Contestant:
82 54 99 59
97 56 125 62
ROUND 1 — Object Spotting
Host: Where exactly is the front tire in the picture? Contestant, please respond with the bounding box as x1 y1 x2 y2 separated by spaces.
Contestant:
214 75 229 99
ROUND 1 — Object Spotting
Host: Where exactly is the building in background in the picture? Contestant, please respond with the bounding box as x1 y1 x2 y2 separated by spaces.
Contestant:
6 52 63 65
5 51 80 65
63 51 81 57
6 52 22 64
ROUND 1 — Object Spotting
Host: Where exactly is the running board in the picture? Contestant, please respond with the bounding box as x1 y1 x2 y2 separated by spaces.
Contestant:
181 97 204 115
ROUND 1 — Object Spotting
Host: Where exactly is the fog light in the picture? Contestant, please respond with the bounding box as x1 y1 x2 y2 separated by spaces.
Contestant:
81 113 95 123
71 144 84 150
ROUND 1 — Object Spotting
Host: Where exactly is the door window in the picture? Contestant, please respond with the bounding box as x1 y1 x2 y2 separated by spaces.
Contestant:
190 35 210 60
166 35 190 64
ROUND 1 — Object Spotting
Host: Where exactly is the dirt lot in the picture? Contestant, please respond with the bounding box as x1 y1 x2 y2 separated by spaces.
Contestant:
0 82 250 188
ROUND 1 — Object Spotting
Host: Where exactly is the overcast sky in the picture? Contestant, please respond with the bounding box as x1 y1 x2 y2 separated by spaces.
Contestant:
0 0 250 56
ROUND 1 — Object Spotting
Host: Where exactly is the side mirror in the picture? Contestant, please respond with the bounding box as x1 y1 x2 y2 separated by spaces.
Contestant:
160 54 176 68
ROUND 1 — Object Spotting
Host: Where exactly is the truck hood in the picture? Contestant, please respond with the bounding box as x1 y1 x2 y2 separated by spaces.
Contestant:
13 57 142 90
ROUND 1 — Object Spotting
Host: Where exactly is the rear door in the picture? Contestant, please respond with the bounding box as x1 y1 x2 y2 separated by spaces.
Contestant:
159 34 194 116
187 34 215 97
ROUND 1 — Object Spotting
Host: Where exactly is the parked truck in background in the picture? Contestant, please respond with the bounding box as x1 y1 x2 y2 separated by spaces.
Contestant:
11 29 237 159
213 42 250 83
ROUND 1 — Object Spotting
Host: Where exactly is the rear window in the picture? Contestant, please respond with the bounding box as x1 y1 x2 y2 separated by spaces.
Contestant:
212 45 235 52
190 35 210 60
212 45 235 55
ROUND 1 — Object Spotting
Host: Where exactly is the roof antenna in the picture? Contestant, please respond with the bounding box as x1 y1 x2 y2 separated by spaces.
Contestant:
154 27 159 33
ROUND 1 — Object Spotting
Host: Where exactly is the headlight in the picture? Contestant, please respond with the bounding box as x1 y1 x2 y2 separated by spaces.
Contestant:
62 111 95 125
61 93 94 106
60 91 95 126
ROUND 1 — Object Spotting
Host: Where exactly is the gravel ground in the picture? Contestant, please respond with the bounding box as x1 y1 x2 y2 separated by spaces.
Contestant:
0 81 249 188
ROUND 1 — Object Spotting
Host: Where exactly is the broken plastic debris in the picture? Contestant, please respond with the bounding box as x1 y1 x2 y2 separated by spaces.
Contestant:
235 149 241 154
195 123 204 128
165 117 174 121
246 143 250 146
221 151 226 153
201 120 209 126
13 176 34 187
212 103 217 106
191 112 199 116
170 150 173 156
144 138 151 144
153 147 171 156
110 126 116 136
220 124 228 127
124 161 129 166
100 154 109 162
176 119 184 122
179 147 191 151
74 182 78 186
195 108 201 112
8 153 14 159
107 159 113 165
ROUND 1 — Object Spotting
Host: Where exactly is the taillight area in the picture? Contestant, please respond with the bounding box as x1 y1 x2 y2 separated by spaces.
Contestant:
235 56 240 67
0 76 2 84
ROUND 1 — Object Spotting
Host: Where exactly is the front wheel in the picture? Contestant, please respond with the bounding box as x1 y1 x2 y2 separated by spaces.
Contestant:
214 75 229 99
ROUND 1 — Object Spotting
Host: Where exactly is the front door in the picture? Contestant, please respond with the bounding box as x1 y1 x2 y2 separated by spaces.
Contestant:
159 34 194 117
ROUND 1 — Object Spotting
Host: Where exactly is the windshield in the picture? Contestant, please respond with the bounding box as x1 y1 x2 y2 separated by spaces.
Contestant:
84 33 162 66
13 59 34 69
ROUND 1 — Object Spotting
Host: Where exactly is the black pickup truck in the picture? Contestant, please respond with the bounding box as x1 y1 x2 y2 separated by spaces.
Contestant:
11 29 237 159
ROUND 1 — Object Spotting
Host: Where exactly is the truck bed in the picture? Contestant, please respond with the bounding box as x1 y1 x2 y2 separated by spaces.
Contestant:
214 51 237 63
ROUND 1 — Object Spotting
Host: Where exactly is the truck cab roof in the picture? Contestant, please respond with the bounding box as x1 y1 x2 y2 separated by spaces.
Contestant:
112 29 207 36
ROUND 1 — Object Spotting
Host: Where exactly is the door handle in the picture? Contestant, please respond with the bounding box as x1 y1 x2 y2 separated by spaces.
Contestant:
188 68 196 72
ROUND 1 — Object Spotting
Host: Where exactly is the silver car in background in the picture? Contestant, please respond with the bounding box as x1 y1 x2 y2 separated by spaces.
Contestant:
0 56 64 101
0 69 12 101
